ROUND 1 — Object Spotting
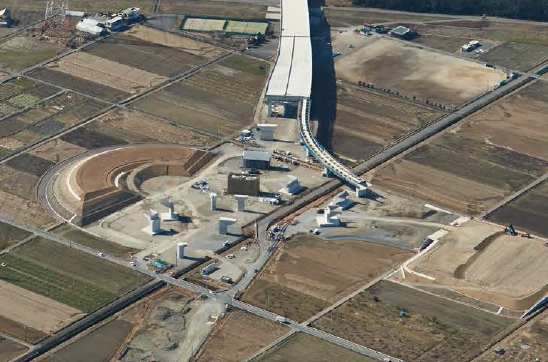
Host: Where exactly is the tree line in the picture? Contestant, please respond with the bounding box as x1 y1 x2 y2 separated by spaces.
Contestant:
350 0 548 22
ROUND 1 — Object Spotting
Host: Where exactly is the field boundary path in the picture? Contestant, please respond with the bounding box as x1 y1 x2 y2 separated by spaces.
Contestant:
0 331 32 349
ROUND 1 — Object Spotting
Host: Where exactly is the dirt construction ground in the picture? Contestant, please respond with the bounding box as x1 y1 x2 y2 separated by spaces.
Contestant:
335 37 506 106
196 310 289 362
407 220 548 311
370 80 548 215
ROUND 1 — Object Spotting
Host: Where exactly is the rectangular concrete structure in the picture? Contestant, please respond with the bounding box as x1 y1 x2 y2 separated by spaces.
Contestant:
243 150 271 170
219 217 237 235
227 173 260 196
235 195 248 212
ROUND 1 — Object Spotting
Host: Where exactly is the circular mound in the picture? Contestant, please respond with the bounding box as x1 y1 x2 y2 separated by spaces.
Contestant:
40 144 214 226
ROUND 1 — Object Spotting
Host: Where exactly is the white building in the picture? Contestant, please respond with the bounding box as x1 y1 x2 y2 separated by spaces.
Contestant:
76 18 106 36
120 7 140 22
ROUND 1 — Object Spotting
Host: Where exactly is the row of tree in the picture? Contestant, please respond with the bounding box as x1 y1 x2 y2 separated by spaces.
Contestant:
350 0 548 22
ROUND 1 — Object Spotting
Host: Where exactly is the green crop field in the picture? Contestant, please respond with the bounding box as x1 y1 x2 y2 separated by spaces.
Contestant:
7 93 39 108
0 237 151 312
0 253 116 313
14 237 150 295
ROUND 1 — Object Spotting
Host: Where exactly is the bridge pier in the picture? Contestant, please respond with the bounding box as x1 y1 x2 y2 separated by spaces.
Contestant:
356 185 368 198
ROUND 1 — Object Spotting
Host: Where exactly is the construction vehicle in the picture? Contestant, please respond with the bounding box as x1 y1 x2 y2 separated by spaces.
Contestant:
504 224 517 236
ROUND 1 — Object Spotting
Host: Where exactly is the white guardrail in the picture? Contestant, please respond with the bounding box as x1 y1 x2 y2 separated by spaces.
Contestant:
298 98 368 195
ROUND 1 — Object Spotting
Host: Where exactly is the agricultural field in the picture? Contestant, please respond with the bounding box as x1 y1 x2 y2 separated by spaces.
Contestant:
254 333 377 362
52 223 139 259
83 28 223 78
487 179 548 239
0 237 151 313
335 37 507 106
132 54 268 137
475 309 548 362
403 220 548 311
1 0 154 22
196 310 289 362
28 67 130 102
0 36 63 71
159 0 268 18
0 279 84 338
40 320 133 362
421 20 548 46
392 20 548 67
479 42 548 71
0 78 59 116
0 220 32 250
29 26 227 102
122 26 226 60
0 155 56 228
330 82 445 161
370 80 548 215
242 234 412 322
0 92 106 155
45 51 168 94
313 280 512 361
323 8 446 27
29 138 87 163
412 34 474 53
0 337 27 362
89 109 220 147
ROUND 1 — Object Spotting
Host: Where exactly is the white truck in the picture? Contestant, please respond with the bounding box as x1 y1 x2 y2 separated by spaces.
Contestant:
275 316 289 324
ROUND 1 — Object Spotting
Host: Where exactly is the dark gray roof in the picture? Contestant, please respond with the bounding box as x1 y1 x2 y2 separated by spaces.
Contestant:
243 150 271 161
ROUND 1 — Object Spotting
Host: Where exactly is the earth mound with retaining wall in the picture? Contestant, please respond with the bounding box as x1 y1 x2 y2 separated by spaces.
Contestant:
46 144 215 226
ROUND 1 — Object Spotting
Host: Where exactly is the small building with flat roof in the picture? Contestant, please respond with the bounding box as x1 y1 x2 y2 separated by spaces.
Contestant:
389 26 416 40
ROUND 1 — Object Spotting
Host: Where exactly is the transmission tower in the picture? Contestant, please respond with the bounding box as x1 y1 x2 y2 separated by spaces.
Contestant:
43 0 69 35
45 0 69 20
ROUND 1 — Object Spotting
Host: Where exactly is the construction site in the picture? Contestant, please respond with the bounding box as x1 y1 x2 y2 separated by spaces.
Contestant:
0 0 547 361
